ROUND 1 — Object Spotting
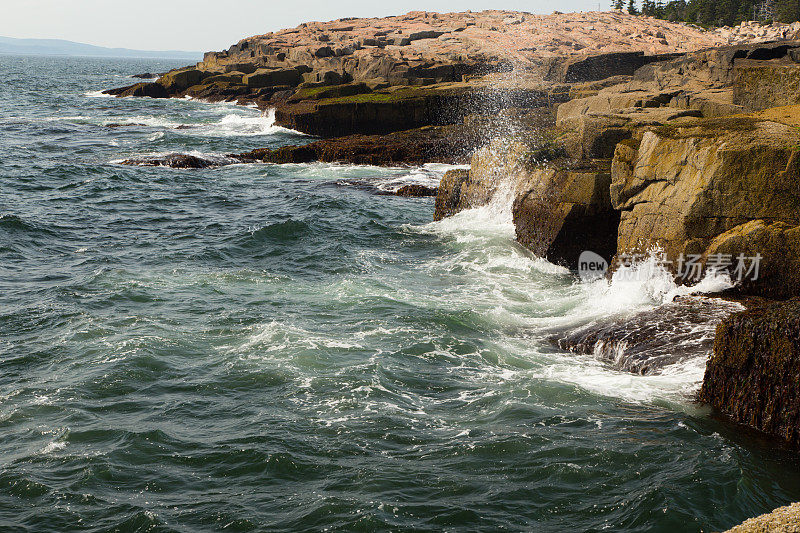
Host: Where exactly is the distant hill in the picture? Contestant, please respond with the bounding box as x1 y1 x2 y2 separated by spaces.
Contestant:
0 36 202 60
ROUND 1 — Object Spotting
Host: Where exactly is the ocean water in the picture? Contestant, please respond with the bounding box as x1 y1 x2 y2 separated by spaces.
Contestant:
2 54 800 532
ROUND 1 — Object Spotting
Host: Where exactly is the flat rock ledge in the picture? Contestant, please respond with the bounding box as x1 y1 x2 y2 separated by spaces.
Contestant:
234 124 479 166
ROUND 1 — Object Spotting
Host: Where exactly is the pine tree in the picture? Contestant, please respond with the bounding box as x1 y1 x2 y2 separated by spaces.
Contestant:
775 0 800 22
628 0 639 14
613 0 626 9
648 0 773 25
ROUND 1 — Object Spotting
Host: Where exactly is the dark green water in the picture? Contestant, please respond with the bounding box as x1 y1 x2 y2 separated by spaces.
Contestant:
1 54 800 532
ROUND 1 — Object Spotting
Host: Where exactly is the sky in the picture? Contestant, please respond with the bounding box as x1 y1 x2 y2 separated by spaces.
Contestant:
1 0 608 52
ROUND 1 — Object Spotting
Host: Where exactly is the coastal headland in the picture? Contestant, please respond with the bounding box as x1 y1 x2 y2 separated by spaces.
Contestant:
107 11 800 524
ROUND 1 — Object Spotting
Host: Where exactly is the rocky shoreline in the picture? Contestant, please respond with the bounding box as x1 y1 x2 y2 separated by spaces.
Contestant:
106 9 800 513
429 37 800 453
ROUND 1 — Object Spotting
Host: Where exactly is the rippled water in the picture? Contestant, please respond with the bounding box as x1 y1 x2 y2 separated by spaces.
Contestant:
2 55 800 532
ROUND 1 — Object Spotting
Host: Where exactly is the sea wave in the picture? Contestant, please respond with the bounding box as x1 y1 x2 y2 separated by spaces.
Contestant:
97 108 306 137
0 213 55 235
83 90 112 98
192 109 304 137
334 163 468 193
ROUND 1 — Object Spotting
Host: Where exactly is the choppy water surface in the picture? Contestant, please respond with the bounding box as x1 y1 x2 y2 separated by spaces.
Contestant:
2 55 800 532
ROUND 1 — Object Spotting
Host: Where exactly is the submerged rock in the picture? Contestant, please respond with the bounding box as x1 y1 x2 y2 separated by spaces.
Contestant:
105 123 146 128
700 299 800 449
117 153 237 169
553 296 743 375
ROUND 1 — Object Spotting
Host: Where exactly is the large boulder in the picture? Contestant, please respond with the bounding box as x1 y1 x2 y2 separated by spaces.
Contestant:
432 139 538 221
434 169 476 220
102 82 168 98
555 90 678 130
202 72 244 84
609 116 800 293
632 42 800 91
700 299 800 449
733 59 800 111
222 62 258 74
394 184 438 197
705 220 800 300
243 67 304 88
513 165 620 268
546 51 681 83
158 68 207 92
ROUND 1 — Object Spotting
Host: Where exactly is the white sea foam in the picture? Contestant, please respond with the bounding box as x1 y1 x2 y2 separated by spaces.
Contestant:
83 90 112 98
532 351 710 404
229 320 365 357
40 441 67 454
570 256 734 323
535 262 736 402
191 109 303 137
371 164 468 192
112 108 305 137
372 167 452 192
410 172 739 405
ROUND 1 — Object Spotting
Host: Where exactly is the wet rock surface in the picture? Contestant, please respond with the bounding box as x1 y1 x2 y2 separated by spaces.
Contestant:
700 299 800 449
434 168 476 220
116 153 237 169
513 164 620 269
392 184 438 197
235 124 479 166
552 296 743 375
103 82 169 98
609 118 800 297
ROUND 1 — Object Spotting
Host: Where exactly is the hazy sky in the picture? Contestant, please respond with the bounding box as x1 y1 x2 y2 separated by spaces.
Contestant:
2 0 607 51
